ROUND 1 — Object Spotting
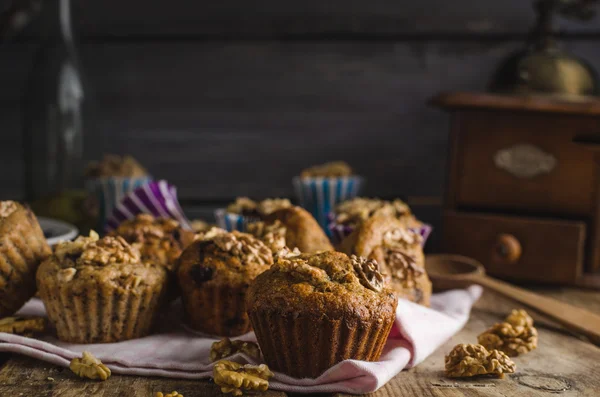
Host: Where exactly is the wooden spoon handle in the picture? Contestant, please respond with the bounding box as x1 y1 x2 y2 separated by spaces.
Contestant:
473 274 600 344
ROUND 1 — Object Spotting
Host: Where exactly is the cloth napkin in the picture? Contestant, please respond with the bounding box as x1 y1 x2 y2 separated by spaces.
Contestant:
0 286 481 394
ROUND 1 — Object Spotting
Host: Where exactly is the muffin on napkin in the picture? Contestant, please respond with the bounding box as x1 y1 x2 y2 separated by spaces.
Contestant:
330 197 431 246
215 197 292 232
339 215 432 306
247 251 397 378
177 228 273 336
293 161 364 231
37 231 168 343
85 154 152 230
0 201 51 318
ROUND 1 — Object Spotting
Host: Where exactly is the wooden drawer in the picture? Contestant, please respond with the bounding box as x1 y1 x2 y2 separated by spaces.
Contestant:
442 211 586 284
453 110 597 216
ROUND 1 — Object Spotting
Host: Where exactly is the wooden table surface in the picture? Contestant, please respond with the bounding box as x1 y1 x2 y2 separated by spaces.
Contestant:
1 286 599 397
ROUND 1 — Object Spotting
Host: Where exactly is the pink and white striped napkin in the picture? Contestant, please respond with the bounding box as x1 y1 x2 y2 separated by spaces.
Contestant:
0 286 481 394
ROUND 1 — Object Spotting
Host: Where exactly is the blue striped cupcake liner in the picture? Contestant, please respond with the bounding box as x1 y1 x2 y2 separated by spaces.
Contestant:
85 176 153 231
292 176 364 232
214 209 260 232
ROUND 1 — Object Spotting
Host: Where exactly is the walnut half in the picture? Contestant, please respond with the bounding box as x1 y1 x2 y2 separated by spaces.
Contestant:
351 255 384 292
213 360 274 396
445 344 516 379
210 338 261 362
70 351 112 381
478 309 538 357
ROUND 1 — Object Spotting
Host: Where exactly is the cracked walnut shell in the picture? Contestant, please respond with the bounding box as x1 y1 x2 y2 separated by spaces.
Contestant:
478 309 538 357
213 360 274 396
210 338 261 362
445 344 516 379
70 351 111 381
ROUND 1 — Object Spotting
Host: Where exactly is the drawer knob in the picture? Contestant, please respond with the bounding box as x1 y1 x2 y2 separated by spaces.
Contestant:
493 234 522 265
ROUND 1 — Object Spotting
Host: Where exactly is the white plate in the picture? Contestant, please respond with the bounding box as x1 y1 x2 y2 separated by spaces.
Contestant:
37 217 79 246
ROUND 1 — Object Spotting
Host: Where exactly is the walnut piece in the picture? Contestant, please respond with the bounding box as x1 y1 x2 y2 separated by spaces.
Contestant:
335 198 411 227
226 197 258 214
155 392 183 397
210 338 261 362
0 316 47 336
256 198 291 216
300 161 353 178
351 255 385 292
478 309 538 357
54 231 100 262
80 235 141 266
445 344 516 379
247 220 287 253
274 256 330 284
0 200 17 217
56 267 77 282
213 360 274 396
70 351 111 381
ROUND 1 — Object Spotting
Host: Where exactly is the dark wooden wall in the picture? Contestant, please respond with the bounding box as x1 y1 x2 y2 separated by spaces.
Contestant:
2 1 600 247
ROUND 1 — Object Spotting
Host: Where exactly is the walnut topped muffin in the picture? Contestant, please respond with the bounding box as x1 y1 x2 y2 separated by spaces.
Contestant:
85 154 148 178
247 251 397 378
177 228 273 336
299 161 353 178
339 215 431 306
109 214 195 272
334 197 422 230
0 201 51 318
37 231 168 343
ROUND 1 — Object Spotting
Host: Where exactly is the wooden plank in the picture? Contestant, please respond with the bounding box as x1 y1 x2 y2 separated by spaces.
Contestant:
68 0 600 38
0 356 286 397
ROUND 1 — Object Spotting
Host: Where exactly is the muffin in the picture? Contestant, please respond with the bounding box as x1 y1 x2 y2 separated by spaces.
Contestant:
85 154 152 230
37 231 168 343
293 161 364 230
0 201 51 318
109 214 195 272
247 251 398 378
215 197 292 232
264 206 333 253
339 215 432 306
329 197 430 245
177 228 273 336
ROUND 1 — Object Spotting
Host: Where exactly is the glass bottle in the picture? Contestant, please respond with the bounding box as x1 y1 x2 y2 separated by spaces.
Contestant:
23 0 85 201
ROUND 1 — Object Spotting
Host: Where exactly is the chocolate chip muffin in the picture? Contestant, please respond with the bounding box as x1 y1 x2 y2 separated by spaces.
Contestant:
109 214 195 272
263 206 333 253
37 231 168 343
0 201 51 318
339 215 431 306
247 251 397 378
177 228 273 336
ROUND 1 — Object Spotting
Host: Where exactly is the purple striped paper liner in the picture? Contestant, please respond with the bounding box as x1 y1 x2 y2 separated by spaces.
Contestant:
214 209 260 232
292 176 364 234
327 212 433 247
105 180 192 233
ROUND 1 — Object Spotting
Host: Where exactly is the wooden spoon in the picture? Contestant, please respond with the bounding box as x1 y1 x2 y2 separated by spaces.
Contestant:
426 254 600 345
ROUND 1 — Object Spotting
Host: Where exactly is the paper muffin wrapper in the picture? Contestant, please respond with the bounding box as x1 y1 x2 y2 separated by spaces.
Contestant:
249 309 394 379
86 176 153 231
181 283 252 337
105 180 192 233
38 280 166 343
214 209 261 232
0 209 51 317
293 176 364 232
327 213 433 247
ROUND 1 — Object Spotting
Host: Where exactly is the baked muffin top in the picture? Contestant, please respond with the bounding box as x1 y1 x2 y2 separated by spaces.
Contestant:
109 214 195 271
247 251 397 322
226 197 292 218
264 206 333 253
334 197 421 229
37 231 167 292
177 228 273 288
85 154 148 178
299 161 353 178
246 220 289 255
